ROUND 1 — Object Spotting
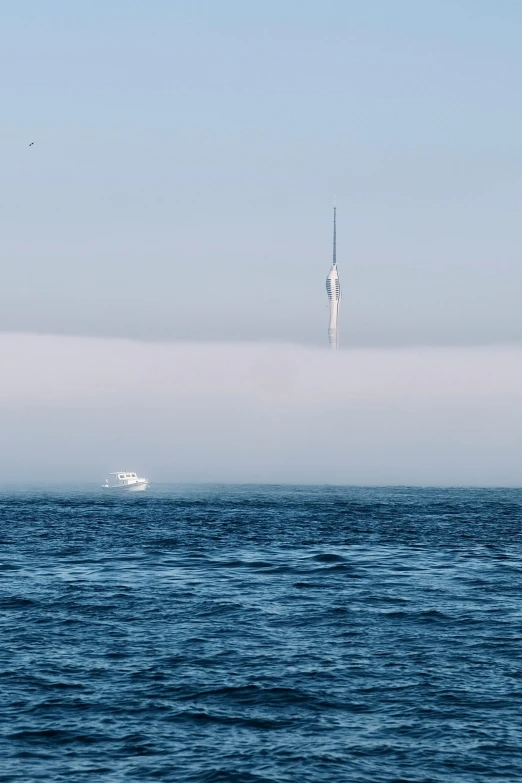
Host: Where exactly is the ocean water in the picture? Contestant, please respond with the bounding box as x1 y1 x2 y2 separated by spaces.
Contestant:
1 485 521 783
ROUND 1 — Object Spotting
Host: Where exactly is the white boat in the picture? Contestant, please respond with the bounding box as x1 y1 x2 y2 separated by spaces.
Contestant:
103 471 150 492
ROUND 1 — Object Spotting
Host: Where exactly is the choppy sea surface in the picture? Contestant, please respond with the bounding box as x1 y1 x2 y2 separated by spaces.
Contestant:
1 485 522 782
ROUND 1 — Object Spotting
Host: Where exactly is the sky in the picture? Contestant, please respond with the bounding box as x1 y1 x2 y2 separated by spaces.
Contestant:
2 0 522 346
1 2 522 484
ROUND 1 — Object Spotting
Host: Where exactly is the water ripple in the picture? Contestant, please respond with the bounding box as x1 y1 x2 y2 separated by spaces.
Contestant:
0 485 521 781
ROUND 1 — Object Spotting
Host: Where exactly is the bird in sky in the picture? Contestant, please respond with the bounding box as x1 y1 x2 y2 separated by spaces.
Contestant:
29 142 34 146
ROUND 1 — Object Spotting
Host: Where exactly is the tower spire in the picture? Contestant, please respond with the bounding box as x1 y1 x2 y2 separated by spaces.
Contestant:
333 204 337 266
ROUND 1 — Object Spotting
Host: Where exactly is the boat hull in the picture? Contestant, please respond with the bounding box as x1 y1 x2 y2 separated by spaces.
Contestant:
126 482 149 492
104 481 150 492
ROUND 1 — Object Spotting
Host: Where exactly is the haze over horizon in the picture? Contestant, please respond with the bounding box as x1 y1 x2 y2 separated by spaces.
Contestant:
0 333 520 486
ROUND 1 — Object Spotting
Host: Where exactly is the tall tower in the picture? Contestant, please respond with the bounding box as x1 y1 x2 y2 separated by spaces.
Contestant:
325 206 341 349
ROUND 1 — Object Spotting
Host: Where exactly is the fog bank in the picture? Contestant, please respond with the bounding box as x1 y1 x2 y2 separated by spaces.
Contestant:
2 333 521 486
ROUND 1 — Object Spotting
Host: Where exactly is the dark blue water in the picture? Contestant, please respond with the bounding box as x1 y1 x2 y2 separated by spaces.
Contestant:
1 486 521 782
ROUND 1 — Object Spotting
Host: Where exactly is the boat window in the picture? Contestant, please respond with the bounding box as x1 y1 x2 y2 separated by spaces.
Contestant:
131 473 136 477
118 474 124 479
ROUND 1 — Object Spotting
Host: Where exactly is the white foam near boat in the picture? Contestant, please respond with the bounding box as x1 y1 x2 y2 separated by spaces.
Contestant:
103 472 150 492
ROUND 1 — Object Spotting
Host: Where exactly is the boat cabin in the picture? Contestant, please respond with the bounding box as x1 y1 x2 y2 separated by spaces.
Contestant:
108 471 141 486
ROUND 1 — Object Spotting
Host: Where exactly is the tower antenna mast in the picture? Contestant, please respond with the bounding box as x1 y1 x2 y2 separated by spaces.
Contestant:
333 204 337 266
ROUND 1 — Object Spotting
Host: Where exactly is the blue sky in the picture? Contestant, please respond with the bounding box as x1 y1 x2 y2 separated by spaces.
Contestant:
1 1 522 345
